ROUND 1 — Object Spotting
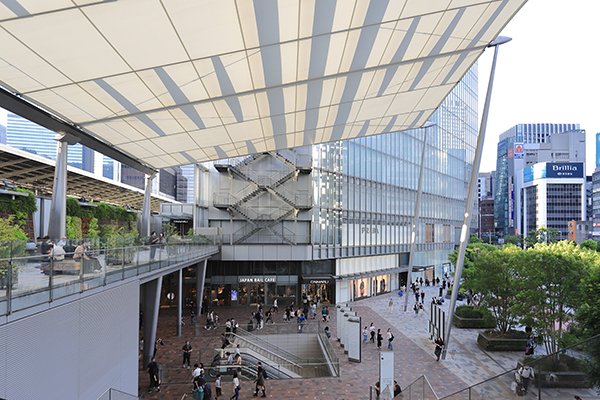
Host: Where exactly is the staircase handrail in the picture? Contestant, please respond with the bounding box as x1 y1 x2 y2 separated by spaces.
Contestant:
210 352 295 380
231 330 304 369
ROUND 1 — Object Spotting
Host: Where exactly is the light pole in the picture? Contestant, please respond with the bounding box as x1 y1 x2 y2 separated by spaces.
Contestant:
442 36 512 359
403 121 435 312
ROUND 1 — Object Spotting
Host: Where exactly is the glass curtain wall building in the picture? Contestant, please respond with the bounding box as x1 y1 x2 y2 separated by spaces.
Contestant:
199 64 478 306
6 112 92 171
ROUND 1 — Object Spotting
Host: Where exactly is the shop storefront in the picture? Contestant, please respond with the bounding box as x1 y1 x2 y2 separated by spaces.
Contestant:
350 274 390 301
208 274 298 308
301 276 334 304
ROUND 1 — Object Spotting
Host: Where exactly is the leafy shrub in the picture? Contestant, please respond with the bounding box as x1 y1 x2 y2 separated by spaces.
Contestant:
455 305 482 318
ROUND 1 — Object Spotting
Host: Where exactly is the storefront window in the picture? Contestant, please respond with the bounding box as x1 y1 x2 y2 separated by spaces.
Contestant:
352 277 370 300
211 284 231 307
372 274 390 295
276 285 296 307
301 277 334 304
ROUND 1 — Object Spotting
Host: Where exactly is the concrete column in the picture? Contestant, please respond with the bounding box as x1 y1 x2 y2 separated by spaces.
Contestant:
193 164 200 234
48 133 80 240
177 268 183 337
143 276 163 367
196 259 207 317
141 173 154 237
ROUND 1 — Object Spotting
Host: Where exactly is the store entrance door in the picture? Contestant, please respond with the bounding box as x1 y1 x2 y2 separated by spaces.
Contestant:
249 283 264 306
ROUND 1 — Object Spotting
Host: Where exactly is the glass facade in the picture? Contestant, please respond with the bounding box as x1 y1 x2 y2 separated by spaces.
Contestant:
311 66 478 261
546 183 582 239
203 64 479 304
6 112 91 171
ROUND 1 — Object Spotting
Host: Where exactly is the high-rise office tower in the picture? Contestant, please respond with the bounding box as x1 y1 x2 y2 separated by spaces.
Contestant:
495 124 585 238
6 112 94 172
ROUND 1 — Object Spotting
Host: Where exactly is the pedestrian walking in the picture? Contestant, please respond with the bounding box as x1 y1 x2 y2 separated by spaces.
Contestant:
230 371 240 400
376 329 383 350
369 323 376 343
147 356 161 393
518 364 535 393
363 326 369 343
388 297 394 313
434 336 444 361
273 298 278 313
215 374 222 399
387 328 394 350
413 303 419 316
182 340 193 369
221 332 231 349
253 361 267 397
297 313 306 333
421 291 425 303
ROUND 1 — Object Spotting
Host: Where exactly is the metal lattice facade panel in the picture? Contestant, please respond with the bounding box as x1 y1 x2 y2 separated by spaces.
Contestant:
0 281 139 400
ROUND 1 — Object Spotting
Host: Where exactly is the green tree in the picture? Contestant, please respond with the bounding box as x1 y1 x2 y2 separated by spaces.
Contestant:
579 239 597 251
504 234 522 247
575 266 600 390
448 242 497 271
524 227 560 247
462 244 520 333
469 234 483 243
513 241 595 354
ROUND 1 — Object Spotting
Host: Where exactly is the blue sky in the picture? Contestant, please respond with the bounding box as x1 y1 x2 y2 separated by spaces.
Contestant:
477 0 600 175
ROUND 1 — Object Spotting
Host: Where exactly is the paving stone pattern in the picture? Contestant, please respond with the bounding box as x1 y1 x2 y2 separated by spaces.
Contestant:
138 283 599 399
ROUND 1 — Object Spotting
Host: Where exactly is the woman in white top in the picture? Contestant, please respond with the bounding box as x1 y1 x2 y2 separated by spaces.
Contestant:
231 372 240 399
387 328 394 351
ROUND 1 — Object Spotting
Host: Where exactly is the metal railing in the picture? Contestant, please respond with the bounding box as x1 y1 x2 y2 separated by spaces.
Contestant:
0 235 219 317
386 333 600 399
96 387 138 400
231 330 305 369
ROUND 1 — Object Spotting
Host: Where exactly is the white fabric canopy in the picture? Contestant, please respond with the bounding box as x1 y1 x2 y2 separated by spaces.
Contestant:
0 0 526 169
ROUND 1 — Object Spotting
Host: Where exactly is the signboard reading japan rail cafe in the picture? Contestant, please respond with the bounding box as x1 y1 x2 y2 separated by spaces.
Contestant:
238 276 276 283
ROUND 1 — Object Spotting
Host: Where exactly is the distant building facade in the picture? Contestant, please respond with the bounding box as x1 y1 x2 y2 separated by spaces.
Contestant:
495 124 585 240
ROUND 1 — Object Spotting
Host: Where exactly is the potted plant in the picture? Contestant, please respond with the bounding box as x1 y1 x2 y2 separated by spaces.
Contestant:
104 226 139 265
0 216 28 289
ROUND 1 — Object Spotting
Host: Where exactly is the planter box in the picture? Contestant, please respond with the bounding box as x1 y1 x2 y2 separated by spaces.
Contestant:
477 331 528 351
516 362 591 389
453 314 495 329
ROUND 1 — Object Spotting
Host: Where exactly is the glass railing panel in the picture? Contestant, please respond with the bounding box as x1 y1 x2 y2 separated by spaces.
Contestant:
0 237 219 316
51 273 81 300
8 254 51 312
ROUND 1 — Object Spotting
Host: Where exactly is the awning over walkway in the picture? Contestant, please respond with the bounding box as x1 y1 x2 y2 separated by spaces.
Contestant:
0 0 526 170
0 144 173 212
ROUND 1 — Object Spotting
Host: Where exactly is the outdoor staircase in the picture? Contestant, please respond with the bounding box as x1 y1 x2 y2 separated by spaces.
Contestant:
213 149 312 244
232 331 331 378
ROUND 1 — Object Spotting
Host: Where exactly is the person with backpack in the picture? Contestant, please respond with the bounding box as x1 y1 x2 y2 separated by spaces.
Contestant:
221 333 230 349
386 328 394 350
518 364 535 393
